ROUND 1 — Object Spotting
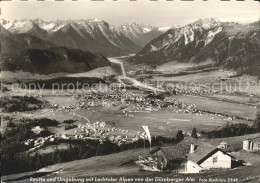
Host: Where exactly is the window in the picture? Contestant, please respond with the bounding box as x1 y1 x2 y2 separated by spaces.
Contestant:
213 156 218 164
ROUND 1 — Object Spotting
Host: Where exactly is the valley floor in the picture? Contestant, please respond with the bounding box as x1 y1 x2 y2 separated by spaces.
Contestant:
1 57 260 182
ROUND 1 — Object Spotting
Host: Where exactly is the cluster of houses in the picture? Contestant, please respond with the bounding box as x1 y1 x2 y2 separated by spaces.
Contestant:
25 123 140 154
63 121 146 146
172 101 237 122
49 87 242 127
75 90 176 112
24 134 56 153
49 89 178 115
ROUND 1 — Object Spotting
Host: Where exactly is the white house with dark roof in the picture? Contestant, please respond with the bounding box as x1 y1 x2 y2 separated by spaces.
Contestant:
243 137 260 151
152 137 236 173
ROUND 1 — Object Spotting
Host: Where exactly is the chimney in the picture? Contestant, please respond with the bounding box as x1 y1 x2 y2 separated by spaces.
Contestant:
190 143 194 153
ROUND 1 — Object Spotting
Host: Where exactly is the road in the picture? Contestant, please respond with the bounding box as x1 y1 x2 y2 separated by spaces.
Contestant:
108 57 126 77
108 57 164 93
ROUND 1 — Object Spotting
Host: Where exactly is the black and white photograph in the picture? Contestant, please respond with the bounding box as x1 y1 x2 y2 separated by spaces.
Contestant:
0 0 260 182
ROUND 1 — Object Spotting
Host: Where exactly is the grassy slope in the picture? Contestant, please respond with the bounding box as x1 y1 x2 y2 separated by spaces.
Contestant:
3 134 260 183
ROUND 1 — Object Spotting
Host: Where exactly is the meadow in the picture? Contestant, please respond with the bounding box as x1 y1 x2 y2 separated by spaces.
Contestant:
174 95 259 121
2 96 251 139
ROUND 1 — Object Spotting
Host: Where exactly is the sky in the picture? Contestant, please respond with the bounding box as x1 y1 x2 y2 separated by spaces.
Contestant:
1 0 259 27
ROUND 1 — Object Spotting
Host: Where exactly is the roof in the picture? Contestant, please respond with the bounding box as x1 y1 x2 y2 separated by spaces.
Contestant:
156 137 235 164
197 148 236 165
178 137 216 163
160 146 187 160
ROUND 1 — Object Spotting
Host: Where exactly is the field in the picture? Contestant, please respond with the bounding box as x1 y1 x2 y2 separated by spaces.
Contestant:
71 108 248 136
206 133 260 150
30 143 71 156
1 66 115 83
1 94 252 139
210 94 259 105
41 96 78 106
174 95 259 121
155 60 215 72
1 67 259 139
152 69 235 83
152 70 260 97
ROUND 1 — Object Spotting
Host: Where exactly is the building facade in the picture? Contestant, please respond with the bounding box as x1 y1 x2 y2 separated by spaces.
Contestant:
243 137 260 151
153 137 235 173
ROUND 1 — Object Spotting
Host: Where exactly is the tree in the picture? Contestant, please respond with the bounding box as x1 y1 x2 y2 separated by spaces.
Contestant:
176 130 184 142
191 128 198 139
253 110 260 132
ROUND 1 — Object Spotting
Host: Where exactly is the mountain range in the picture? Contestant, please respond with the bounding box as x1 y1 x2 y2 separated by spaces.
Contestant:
117 23 179 46
0 46 110 74
0 19 174 56
0 25 54 55
1 18 259 75
130 18 260 76
0 22 111 74
0 18 177 74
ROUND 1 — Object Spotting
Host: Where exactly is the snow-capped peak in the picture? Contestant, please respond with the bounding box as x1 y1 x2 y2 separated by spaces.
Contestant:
158 24 180 32
118 23 157 40
5 19 35 33
143 27 152 33
33 19 68 33
158 26 172 32
89 18 103 23
192 18 220 29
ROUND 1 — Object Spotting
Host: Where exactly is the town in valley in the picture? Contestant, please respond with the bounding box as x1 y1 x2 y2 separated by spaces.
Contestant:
0 0 260 183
